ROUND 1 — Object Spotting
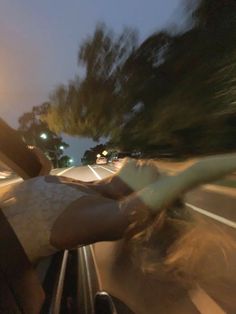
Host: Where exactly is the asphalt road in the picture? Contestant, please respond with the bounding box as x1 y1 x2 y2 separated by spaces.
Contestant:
1 163 236 313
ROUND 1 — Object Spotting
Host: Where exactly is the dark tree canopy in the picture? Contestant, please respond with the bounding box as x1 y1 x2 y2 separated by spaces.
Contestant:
81 144 107 165
43 0 236 158
18 104 69 168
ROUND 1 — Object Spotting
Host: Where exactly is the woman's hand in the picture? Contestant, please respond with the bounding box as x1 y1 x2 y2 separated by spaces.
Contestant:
116 158 161 192
89 158 161 200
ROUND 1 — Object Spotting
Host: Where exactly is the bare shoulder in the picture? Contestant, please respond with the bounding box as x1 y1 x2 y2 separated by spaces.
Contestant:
44 175 98 195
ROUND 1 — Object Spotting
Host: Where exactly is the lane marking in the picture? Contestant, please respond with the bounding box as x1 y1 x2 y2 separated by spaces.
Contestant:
189 286 226 314
98 166 116 174
56 166 75 176
87 165 102 180
203 184 236 198
186 202 236 229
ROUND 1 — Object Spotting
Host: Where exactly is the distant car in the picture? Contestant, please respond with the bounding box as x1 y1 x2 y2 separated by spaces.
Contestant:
112 157 124 169
96 156 108 165
112 152 133 169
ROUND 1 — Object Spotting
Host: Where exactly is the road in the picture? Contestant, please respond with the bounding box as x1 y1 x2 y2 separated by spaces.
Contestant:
1 163 236 313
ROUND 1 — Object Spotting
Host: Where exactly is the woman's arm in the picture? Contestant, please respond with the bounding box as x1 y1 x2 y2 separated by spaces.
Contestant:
49 159 161 249
50 195 129 249
51 153 236 250
132 153 236 213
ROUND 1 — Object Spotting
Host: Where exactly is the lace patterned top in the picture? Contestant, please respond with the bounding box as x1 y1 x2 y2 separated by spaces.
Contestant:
0 175 95 262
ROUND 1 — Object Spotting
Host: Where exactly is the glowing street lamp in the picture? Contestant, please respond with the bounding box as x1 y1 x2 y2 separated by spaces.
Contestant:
39 132 64 168
102 150 108 156
40 133 47 140
69 158 74 164
97 154 101 158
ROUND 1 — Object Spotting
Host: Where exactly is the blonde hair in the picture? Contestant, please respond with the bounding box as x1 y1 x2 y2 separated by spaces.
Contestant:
126 201 236 292
121 155 236 306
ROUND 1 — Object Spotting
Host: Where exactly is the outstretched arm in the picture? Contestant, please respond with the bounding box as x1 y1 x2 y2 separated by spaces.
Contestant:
50 195 129 249
50 153 236 250
130 153 236 213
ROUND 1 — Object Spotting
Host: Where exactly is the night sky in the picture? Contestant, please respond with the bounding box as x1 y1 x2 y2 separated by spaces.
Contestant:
0 0 183 164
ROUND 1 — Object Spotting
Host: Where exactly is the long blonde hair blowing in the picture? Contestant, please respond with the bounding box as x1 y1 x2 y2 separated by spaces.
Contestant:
126 199 236 293
125 153 236 291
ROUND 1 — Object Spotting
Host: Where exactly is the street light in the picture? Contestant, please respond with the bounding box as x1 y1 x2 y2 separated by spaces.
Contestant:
39 132 62 168
40 133 47 140
69 158 74 164
102 150 108 156
97 154 101 158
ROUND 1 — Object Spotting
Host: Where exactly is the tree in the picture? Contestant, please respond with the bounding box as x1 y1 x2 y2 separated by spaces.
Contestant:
43 24 138 141
43 0 236 158
18 104 69 168
58 155 72 168
81 144 107 165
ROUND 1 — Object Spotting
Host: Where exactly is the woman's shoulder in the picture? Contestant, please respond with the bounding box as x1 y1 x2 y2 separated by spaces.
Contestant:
44 175 99 195
0 175 97 206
